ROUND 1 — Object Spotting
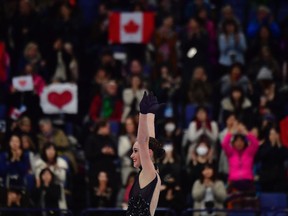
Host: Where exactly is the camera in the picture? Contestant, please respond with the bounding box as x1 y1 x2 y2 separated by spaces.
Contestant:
204 201 214 209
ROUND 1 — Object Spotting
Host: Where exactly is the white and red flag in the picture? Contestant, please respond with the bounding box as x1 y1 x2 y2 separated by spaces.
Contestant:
109 12 154 44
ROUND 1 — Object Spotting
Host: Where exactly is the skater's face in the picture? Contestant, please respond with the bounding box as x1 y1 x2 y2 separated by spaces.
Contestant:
131 142 141 168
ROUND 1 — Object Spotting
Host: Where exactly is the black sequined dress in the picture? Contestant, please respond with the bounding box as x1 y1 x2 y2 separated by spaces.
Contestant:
126 171 158 216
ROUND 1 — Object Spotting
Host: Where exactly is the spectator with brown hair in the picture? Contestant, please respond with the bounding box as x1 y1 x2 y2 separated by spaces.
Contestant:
192 164 227 216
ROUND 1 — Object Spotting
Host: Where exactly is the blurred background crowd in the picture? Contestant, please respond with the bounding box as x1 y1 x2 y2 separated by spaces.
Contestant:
0 0 288 215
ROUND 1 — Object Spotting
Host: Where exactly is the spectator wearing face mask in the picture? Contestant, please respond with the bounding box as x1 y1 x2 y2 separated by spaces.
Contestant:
186 107 218 162
222 124 259 193
187 106 219 147
159 143 181 185
185 139 215 195
159 120 183 155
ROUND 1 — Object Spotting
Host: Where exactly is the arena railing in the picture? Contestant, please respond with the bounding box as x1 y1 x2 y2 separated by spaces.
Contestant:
0 208 74 216
181 208 262 216
272 209 288 216
80 207 176 216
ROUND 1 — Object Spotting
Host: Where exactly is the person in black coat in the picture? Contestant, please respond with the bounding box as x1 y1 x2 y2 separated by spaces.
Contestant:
45 37 74 83
32 168 61 216
256 128 288 192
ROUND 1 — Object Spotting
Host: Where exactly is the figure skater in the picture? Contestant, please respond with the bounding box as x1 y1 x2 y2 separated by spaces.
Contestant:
126 92 165 216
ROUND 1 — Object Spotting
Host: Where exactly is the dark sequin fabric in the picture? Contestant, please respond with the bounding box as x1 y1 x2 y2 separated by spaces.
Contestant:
126 171 158 216
126 194 150 216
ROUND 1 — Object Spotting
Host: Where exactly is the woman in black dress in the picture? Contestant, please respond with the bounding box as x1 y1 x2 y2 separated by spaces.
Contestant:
126 92 165 216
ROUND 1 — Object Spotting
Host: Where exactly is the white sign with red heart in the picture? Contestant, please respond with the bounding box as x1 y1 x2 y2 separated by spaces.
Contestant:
40 83 78 114
12 75 34 92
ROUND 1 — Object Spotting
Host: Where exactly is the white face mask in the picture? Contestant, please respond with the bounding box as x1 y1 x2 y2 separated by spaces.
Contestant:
165 123 176 133
163 144 173 152
196 146 208 156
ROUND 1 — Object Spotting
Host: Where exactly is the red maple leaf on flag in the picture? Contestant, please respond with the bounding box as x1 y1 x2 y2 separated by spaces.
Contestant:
124 20 139 34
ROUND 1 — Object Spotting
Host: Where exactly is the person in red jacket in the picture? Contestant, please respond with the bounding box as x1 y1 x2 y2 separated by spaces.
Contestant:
89 80 123 122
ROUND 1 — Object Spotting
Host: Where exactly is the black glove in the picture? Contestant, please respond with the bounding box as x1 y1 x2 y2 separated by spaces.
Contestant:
139 91 165 114
139 91 150 114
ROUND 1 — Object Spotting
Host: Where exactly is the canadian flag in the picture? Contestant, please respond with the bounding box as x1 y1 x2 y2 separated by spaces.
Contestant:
109 12 154 44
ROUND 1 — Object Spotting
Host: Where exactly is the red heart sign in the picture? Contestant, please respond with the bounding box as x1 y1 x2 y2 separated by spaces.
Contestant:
18 80 27 87
47 91 72 109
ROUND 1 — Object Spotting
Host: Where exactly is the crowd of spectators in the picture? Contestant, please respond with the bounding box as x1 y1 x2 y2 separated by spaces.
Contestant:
0 0 288 215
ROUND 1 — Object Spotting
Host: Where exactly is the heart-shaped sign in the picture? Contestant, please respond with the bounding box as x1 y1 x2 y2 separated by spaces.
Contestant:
47 91 72 109
18 80 27 87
